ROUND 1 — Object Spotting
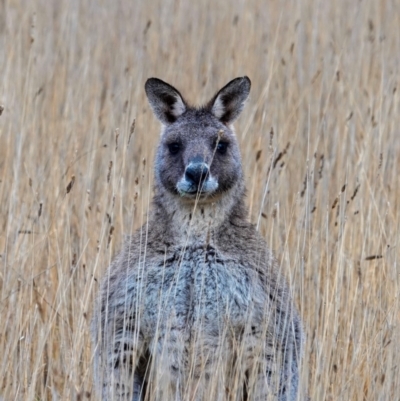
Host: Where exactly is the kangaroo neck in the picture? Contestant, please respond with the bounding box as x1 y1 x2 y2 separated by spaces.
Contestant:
152 188 244 246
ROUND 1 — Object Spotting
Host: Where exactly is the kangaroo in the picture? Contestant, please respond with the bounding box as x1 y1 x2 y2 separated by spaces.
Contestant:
92 77 304 401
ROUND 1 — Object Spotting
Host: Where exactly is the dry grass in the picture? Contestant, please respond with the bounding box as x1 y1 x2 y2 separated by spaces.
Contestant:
0 0 399 399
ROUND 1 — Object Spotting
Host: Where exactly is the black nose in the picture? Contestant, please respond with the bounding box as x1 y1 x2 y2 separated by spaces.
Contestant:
185 162 209 187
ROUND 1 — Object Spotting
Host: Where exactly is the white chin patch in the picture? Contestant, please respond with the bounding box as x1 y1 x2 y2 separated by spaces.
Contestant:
176 176 219 196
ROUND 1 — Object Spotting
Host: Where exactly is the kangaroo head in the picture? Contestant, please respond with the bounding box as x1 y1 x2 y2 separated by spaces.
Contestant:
145 77 251 204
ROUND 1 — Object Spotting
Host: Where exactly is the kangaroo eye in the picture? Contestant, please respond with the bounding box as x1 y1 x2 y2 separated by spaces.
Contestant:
168 143 181 155
216 141 229 154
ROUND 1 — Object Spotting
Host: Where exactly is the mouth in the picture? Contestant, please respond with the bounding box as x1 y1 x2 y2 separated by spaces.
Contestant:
176 179 219 198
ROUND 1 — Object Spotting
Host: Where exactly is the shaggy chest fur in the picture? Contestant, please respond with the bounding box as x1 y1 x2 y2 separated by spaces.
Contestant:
139 244 254 338
132 242 265 386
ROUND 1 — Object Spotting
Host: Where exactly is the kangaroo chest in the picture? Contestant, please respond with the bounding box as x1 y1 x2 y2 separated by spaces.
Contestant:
139 245 252 338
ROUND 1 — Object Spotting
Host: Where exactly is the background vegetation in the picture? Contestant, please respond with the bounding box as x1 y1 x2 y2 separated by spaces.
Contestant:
0 0 399 399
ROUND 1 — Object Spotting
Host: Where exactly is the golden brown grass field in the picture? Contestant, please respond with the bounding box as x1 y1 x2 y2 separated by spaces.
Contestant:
0 0 399 400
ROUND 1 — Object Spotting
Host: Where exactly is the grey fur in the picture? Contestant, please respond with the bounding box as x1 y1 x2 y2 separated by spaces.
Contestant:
92 77 304 401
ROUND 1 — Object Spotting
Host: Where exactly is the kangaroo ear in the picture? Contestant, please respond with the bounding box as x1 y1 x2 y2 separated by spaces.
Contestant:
208 76 251 124
145 78 187 125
